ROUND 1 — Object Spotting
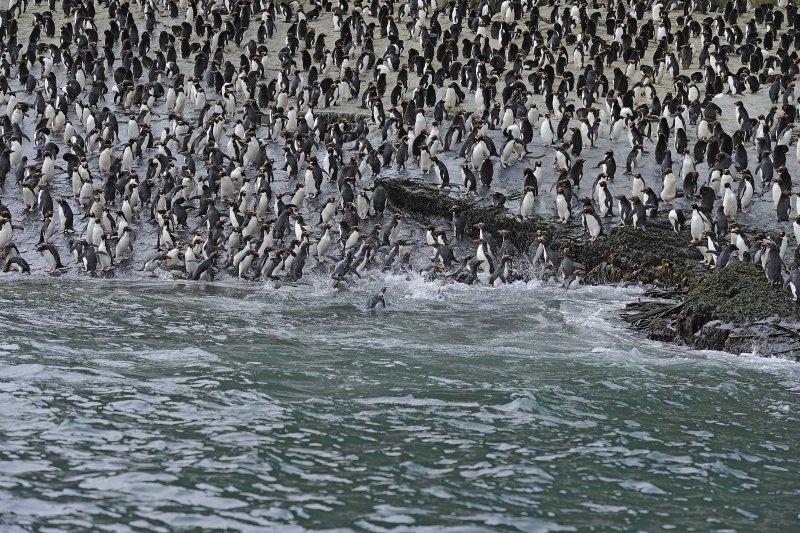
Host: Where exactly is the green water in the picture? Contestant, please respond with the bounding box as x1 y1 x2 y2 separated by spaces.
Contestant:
0 279 798 531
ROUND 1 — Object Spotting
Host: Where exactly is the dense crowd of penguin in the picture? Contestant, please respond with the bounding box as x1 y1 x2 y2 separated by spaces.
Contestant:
2 0 800 299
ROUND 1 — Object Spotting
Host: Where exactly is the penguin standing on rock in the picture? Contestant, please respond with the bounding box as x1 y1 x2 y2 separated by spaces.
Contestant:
451 205 466 242
582 206 604 241
37 243 64 272
556 187 571 224
764 242 784 287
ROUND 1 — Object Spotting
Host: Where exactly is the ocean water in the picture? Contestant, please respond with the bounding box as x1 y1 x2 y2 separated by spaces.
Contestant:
0 277 798 532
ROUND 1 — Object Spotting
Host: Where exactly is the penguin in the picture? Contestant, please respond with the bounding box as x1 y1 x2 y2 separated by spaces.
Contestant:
40 216 55 244
332 250 361 284
596 150 617 182
490 192 507 208
540 114 555 146
597 180 613 218
0 217 13 254
432 156 450 189
785 267 800 301
37 243 64 272
451 205 466 242
764 242 783 286
372 185 386 217
722 183 737 218
642 188 660 218
193 251 220 281
690 204 712 240
631 172 645 201
480 158 494 189
661 170 676 205
81 245 99 276
713 244 737 271
581 206 604 241
520 186 536 220
738 172 754 213
3 256 30 274
630 197 647 230
669 209 686 233
556 187 571 224
616 195 632 226
558 256 585 290
626 145 643 174
699 186 716 214
713 206 729 240
683 171 699 200
317 223 333 262
365 287 387 310
777 190 793 222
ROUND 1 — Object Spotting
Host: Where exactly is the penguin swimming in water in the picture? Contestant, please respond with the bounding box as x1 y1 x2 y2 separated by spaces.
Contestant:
365 287 387 310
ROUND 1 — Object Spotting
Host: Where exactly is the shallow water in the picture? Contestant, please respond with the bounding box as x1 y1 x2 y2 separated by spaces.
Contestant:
0 278 798 531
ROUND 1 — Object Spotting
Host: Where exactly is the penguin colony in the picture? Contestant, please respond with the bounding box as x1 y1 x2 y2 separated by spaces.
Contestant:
1 0 800 297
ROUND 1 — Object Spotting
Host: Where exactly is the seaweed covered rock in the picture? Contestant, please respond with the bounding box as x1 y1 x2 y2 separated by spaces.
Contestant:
380 179 703 287
679 262 792 330
674 262 799 355
570 223 705 288
376 178 554 250
316 111 367 123
622 264 800 358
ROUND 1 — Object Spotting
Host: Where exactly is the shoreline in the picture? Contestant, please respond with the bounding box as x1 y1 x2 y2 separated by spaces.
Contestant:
5 175 798 361
377 178 800 360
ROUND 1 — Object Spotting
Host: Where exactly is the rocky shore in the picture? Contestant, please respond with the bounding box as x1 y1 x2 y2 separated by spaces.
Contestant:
379 178 800 360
